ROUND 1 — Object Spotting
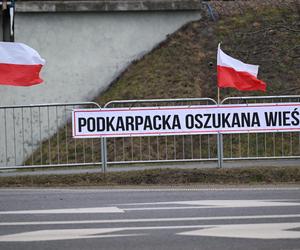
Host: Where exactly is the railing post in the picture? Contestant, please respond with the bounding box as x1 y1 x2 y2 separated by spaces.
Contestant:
217 133 223 168
101 137 107 173
217 94 223 168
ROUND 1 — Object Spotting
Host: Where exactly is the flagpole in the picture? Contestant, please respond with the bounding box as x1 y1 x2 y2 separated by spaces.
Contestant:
217 43 223 168
217 85 223 168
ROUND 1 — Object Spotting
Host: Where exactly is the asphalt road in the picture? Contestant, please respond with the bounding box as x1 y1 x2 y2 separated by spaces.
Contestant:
0 187 299 250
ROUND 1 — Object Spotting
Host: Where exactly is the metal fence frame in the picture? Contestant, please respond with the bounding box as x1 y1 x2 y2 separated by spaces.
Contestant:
0 102 101 170
220 95 300 166
1 96 300 172
101 97 218 172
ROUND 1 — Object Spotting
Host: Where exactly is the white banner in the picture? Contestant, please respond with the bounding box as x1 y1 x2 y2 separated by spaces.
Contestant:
72 103 300 138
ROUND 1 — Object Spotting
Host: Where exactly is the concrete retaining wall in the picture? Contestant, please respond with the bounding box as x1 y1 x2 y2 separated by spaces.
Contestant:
0 1 201 166
2 10 201 106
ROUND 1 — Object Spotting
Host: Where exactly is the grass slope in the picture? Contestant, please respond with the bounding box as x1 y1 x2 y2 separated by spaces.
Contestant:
97 2 300 105
25 2 300 166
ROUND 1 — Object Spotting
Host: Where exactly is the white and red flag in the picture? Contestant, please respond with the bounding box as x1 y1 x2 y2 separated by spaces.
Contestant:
0 42 45 86
217 43 266 92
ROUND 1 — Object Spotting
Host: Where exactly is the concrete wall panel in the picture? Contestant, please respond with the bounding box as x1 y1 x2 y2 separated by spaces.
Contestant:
1 11 200 106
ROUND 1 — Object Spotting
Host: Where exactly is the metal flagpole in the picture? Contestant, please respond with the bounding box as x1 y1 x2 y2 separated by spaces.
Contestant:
217 87 223 168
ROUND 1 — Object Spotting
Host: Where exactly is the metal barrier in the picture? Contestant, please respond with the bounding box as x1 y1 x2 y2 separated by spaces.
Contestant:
221 95 300 160
102 96 300 170
1 96 299 171
101 98 218 171
0 102 101 170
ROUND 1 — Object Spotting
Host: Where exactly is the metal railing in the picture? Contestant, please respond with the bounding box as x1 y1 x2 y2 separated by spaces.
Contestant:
221 95 300 161
0 102 101 170
101 97 218 171
0 96 299 171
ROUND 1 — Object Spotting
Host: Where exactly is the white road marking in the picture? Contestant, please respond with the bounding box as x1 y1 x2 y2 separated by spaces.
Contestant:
1 200 299 214
0 228 144 242
178 222 300 239
122 199 300 209
1 223 300 241
0 207 124 214
124 206 219 211
0 214 299 226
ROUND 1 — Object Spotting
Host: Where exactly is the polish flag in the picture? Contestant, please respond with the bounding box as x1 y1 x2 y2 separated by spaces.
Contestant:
0 42 45 86
217 44 266 92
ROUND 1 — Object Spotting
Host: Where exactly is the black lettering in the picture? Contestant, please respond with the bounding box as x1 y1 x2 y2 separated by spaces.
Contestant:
106 117 115 131
125 116 134 131
97 117 105 131
135 116 143 130
144 116 153 130
278 112 282 126
222 113 231 128
87 117 95 132
173 115 181 129
203 114 212 128
185 114 194 129
212 113 221 128
241 113 251 127
78 118 86 132
116 117 125 131
162 115 172 129
291 108 300 126
153 115 162 130
252 112 260 127
265 112 278 126
194 114 203 129
283 111 291 126
231 113 241 127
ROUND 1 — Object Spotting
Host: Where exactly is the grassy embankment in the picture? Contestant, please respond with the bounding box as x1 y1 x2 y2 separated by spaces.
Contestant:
25 3 300 167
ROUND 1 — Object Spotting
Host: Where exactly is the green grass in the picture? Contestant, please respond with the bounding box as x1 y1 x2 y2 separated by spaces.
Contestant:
97 4 300 105
0 167 299 187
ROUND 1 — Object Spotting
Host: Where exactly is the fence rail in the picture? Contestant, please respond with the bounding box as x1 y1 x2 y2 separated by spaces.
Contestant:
102 98 218 171
221 96 300 161
0 96 300 171
0 102 101 169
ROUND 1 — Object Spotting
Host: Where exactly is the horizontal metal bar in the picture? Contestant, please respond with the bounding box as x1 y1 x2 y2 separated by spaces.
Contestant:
1 156 299 171
0 102 101 109
0 162 101 171
104 97 217 108
224 156 300 161
221 95 300 104
107 158 218 165
107 156 300 166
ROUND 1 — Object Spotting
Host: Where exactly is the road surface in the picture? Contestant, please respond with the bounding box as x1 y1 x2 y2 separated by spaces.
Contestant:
0 187 299 249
